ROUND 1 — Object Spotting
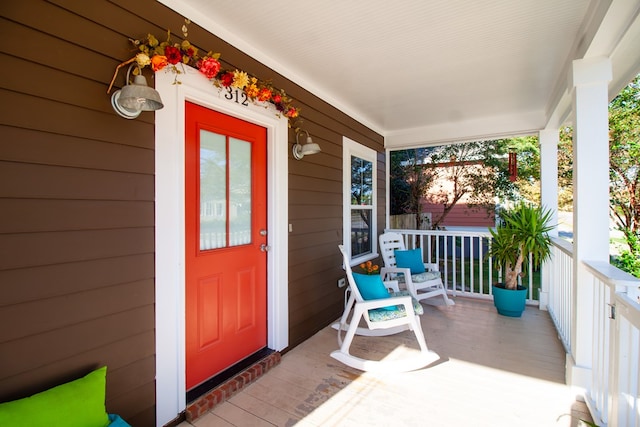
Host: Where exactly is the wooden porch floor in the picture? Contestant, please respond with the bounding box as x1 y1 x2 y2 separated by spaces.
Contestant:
179 297 592 426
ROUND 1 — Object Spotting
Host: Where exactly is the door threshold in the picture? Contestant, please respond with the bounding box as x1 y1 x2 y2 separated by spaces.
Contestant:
185 349 281 422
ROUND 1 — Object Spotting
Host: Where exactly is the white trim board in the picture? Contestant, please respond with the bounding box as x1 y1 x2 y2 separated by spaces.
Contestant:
154 66 289 426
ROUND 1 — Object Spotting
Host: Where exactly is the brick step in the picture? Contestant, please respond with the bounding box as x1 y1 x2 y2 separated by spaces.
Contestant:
185 351 281 422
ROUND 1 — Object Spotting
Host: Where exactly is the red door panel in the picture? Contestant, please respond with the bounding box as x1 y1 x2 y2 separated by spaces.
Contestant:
185 101 267 390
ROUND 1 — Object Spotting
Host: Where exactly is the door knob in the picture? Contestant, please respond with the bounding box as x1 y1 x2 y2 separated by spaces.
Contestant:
260 244 271 252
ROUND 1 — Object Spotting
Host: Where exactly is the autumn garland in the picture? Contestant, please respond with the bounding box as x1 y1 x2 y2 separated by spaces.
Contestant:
109 28 300 121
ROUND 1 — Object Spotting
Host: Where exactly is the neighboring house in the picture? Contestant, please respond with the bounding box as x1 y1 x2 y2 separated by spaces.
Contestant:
421 161 495 229
422 202 495 229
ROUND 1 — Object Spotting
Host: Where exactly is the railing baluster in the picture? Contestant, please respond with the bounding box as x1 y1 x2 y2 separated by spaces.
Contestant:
452 234 458 294
444 233 450 294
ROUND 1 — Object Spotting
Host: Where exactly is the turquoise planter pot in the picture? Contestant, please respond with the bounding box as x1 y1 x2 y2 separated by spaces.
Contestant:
492 284 527 317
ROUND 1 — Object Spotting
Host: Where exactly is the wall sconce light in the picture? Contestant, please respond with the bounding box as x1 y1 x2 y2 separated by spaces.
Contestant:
107 61 164 119
292 129 321 160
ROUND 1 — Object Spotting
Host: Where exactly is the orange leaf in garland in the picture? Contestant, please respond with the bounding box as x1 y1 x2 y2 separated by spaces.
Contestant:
245 78 260 98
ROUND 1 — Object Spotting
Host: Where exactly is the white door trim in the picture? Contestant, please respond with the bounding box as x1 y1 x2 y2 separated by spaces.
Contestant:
154 66 289 426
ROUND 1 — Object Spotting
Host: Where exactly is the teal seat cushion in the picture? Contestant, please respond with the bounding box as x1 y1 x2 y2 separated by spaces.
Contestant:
412 271 441 283
368 291 424 322
394 249 426 274
0 366 110 427
108 414 132 426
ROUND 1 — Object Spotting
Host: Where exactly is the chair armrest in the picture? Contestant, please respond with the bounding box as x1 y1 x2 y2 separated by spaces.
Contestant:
358 295 415 314
382 279 400 293
423 262 440 272
380 266 411 278
380 266 418 293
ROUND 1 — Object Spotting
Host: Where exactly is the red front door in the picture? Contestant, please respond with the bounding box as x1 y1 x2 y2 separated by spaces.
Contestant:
184 101 268 390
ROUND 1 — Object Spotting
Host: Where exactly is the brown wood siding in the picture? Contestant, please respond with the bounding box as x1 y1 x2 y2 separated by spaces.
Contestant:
0 0 385 425
0 1 157 425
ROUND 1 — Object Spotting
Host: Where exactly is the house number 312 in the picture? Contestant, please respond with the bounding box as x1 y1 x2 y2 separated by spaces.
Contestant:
224 87 249 106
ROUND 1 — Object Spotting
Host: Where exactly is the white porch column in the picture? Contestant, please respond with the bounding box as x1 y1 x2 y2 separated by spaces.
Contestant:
539 128 559 310
568 57 612 391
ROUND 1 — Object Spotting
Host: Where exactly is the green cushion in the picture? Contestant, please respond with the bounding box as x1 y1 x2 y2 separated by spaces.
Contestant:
0 366 110 427
394 249 426 274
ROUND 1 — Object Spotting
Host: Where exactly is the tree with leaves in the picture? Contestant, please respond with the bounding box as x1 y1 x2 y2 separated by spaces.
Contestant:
608 74 640 276
609 75 640 240
390 148 438 229
512 131 573 211
423 140 521 229
390 140 522 229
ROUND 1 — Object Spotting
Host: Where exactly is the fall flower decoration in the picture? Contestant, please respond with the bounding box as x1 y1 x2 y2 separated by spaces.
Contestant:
151 55 168 72
197 57 221 79
107 20 300 122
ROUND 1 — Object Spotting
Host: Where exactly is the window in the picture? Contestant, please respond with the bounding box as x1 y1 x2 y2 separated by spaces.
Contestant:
343 137 377 264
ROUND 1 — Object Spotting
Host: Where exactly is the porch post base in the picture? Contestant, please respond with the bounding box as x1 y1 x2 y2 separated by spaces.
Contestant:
566 353 591 391
538 290 549 311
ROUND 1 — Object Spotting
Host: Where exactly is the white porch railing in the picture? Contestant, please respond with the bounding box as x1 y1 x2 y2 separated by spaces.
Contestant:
388 229 640 426
582 261 640 427
548 237 574 354
385 228 539 304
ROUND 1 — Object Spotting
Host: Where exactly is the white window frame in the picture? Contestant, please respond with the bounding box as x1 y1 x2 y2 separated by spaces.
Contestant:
342 136 378 265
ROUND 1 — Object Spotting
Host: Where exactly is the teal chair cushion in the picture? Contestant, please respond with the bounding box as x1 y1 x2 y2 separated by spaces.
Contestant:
412 271 441 283
367 291 424 322
352 273 397 310
394 249 426 274
352 272 390 300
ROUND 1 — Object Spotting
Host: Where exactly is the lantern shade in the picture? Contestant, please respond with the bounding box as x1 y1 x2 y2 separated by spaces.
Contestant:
110 90 141 119
117 75 164 111
292 130 321 160
110 65 164 119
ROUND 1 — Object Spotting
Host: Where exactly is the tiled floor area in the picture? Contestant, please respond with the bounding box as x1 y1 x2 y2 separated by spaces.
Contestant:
179 297 592 426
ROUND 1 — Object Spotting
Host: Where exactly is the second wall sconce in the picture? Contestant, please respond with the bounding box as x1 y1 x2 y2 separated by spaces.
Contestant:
292 129 321 160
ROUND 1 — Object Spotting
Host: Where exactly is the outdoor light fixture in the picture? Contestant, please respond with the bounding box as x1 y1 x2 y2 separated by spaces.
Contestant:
107 62 164 119
292 129 321 160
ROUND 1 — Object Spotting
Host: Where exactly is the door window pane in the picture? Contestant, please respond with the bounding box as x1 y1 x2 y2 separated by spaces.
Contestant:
229 138 252 246
200 131 226 250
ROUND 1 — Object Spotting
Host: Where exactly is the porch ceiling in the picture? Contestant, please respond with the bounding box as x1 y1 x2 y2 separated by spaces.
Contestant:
158 0 640 147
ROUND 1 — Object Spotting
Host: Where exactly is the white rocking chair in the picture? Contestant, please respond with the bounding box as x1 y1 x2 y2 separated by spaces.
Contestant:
330 245 438 373
379 232 455 306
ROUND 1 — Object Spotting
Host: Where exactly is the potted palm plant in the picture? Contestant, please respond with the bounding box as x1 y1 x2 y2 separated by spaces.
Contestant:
486 202 554 317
